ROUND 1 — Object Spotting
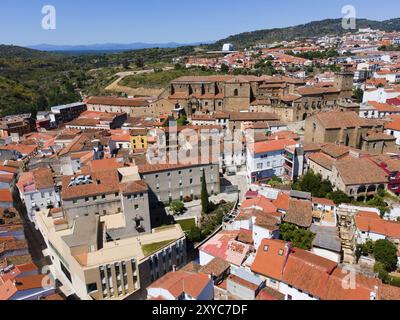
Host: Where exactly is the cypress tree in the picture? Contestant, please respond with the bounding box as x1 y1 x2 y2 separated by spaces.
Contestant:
201 169 210 213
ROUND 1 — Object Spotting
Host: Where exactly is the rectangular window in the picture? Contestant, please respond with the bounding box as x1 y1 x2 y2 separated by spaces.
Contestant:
122 262 128 291
131 260 137 289
115 262 122 296
60 262 72 283
99 267 107 298
86 283 98 294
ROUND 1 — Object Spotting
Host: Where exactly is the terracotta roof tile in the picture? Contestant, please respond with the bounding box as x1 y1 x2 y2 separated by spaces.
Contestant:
284 199 313 227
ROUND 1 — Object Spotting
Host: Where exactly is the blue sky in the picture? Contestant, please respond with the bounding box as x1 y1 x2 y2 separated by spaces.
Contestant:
1 0 400 46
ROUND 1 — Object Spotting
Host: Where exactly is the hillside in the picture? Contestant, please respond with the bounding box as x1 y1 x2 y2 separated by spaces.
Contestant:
0 45 53 59
0 44 200 116
0 45 88 116
212 18 400 49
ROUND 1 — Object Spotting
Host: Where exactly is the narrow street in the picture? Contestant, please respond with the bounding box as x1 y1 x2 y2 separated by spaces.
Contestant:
12 189 49 270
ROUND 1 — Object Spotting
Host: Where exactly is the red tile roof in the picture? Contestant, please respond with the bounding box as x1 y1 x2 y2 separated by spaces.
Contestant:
241 195 278 213
251 239 382 300
0 166 17 174
149 270 211 299
272 193 290 212
251 239 289 281
368 101 400 113
284 199 313 227
86 96 150 108
0 189 13 202
249 139 297 155
355 211 400 238
312 197 335 207
200 231 251 266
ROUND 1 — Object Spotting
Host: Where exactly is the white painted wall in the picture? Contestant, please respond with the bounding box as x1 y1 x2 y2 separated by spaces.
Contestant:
385 129 400 146
363 88 400 103
24 187 60 226
356 230 386 244
147 287 176 300
311 248 341 263
253 225 274 251
199 250 215 266
279 282 318 300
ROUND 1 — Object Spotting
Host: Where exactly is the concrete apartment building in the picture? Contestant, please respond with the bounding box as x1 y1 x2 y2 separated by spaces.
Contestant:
65 112 128 131
50 102 87 127
36 209 186 300
35 166 187 300
138 161 220 205
0 117 32 138
246 138 303 184
61 167 152 235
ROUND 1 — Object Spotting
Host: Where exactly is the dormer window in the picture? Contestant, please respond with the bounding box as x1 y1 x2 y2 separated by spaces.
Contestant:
263 245 269 252
278 249 284 256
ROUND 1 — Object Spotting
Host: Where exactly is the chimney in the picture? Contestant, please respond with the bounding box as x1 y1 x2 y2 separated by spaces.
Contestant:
282 242 292 275
370 286 379 300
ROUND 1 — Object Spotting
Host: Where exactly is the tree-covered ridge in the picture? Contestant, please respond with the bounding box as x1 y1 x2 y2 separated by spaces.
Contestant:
211 18 400 49
0 45 53 59
0 45 198 116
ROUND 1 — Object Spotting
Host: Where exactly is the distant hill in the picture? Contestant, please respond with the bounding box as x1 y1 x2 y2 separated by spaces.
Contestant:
28 41 213 53
211 18 400 49
0 44 52 59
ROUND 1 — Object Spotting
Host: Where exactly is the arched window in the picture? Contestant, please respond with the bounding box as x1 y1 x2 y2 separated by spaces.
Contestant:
358 186 366 194
234 89 239 97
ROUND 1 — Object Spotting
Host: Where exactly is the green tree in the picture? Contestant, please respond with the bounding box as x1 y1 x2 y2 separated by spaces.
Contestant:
174 63 183 70
201 169 210 214
279 223 315 250
356 240 375 262
220 64 229 73
135 57 145 68
293 170 333 197
327 190 352 205
374 262 390 283
122 60 130 69
187 226 202 243
176 115 187 126
374 239 398 272
363 240 375 256
367 195 389 217
353 88 364 103
170 201 185 215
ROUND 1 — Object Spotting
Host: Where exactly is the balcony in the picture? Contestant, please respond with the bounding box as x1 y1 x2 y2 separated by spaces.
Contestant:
283 163 293 173
283 152 294 163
